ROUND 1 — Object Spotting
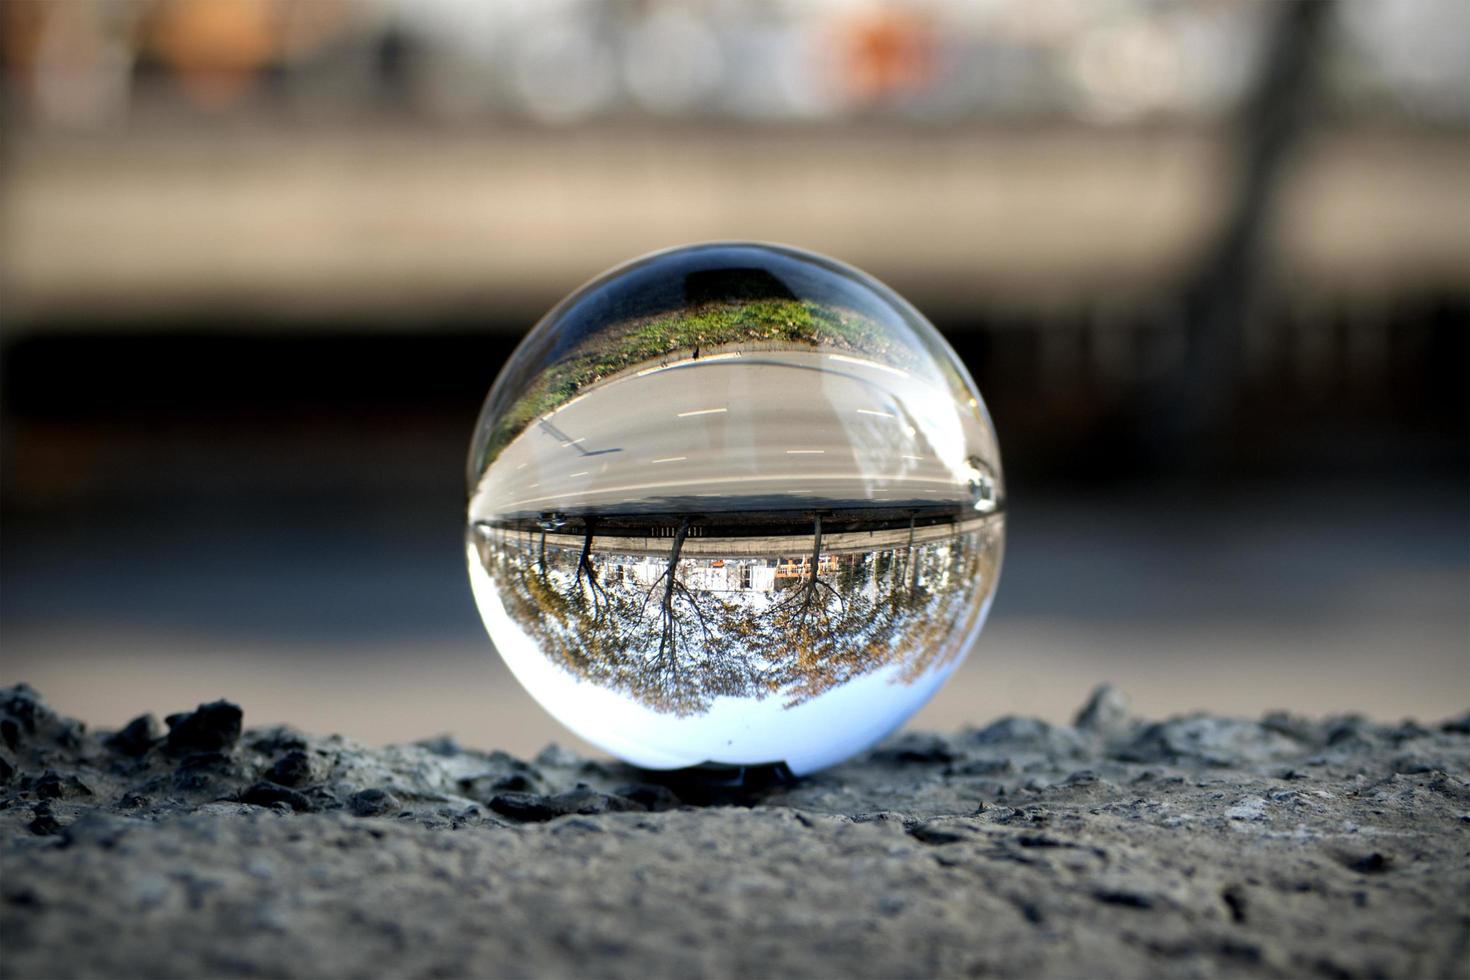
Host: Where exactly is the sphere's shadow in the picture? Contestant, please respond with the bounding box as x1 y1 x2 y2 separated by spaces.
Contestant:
630 761 800 806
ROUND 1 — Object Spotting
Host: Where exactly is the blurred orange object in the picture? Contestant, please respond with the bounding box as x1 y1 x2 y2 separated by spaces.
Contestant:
833 6 936 105
149 0 278 109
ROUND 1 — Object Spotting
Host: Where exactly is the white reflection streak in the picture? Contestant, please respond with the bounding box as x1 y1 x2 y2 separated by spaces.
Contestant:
827 354 910 379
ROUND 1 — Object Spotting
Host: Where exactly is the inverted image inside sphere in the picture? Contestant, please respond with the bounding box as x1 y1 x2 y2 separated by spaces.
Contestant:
466 242 1004 775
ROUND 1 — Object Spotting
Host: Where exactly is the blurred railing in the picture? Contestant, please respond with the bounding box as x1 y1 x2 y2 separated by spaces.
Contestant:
2 124 1466 329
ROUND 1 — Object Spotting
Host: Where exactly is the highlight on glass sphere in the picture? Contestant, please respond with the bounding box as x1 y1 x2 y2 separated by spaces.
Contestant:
466 242 1004 776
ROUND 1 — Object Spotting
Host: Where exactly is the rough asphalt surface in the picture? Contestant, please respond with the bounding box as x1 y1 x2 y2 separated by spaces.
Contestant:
1 684 1467 979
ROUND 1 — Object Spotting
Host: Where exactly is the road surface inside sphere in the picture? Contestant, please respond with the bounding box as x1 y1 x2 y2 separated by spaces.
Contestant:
469 350 997 520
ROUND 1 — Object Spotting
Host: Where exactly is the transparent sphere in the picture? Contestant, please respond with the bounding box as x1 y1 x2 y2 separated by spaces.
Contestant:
467 243 1004 775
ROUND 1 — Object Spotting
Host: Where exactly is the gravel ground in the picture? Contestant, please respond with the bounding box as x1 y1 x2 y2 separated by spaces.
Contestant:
1 683 1467 979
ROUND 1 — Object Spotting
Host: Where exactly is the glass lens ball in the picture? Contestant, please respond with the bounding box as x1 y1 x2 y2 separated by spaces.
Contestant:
467 242 1004 775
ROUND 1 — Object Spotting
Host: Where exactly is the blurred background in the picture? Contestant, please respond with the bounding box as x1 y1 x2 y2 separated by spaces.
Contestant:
1 0 1466 755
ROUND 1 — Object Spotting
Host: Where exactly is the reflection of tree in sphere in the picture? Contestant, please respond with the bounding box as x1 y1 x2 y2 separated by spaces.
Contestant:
467 243 1004 775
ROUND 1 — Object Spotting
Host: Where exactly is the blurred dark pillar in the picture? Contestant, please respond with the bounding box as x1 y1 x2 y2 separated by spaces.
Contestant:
1155 0 1332 467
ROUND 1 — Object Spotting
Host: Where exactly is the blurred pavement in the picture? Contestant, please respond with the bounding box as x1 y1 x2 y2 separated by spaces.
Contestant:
4 477 1464 755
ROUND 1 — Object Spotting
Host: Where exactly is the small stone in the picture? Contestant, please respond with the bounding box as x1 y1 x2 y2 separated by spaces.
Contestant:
171 770 214 793
245 857 278 880
871 732 956 764
877 895 906 916
1260 711 1324 746
1016 833 1076 849
1427 772 1470 804
489 792 561 822
238 782 313 813
3 886 41 908
28 802 62 836
1 685 44 737
1117 716 1301 767
1440 711 1470 735
165 701 243 754
32 770 65 798
615 783 682 812
908 823 966 845
1389 720 1432 743
1345 852 1391 875
553 786 645 816
105 715 162 757
946 757 1013 776
1074 684 1131 735
247 728 308 755
533 744 584 770
1093 889 1155 909
969 716 1085 757
415 735 462 757
253 902 290 932
1221 886 1248 923
33 770 92 799
488 787 644 823
60 813 134 849
1225 798 1269 821
1017 901 1045 924
125 873 172 911
175 750 233 772
55 721 86 750
490 773 537 793
1391 755 1438 775
265 751 314 788
1325 715 1373 747
349 788 401 817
